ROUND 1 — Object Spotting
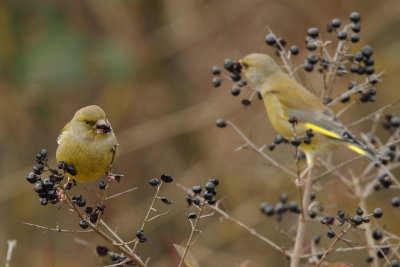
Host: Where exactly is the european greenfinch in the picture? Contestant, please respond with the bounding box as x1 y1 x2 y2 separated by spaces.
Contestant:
56 105 119 182
239 53 382 165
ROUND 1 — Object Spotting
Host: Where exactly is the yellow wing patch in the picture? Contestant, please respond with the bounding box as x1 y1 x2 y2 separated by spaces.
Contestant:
347 145 367 156
303 123 341 139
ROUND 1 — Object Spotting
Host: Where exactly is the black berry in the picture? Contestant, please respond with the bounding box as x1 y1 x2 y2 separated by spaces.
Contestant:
331 18 341 28
212 77 222 88
79 220 89 229
350 12 361 23
211 66 221 75
149 178 160 186
373 208 383 218
216 119 227 128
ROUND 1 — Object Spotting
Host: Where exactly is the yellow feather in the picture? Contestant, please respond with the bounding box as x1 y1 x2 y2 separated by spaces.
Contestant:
347 145 367 156
303 123 341 139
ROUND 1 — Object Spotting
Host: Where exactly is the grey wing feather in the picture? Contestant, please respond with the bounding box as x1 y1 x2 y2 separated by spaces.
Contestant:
286 108 384 162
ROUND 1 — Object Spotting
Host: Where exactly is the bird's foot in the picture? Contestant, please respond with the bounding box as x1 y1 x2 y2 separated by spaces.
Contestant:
58 177 73 201
106 172 124 182
58 189 67 201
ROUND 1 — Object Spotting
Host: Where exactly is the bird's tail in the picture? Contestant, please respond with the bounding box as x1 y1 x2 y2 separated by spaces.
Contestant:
336 139 388 164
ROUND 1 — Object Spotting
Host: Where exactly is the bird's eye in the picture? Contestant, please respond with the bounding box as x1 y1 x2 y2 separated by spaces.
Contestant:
242 62 249 69
85 120 95 125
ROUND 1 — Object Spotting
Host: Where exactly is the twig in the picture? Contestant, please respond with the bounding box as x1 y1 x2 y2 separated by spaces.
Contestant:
147 208 171 223
290 166 314 267
328 72 384 106
105 187 137 200
5 240 17 267
227 120 297 178
314 155 363 183
65 195 147 267
316 225 352 266
323 39 346 102
354 173 380 267
336 101 356 118
131 182 163 253
347 99 400 128
300 243 400 258
21 222 93 233
99 219 132 252
178 200 206 267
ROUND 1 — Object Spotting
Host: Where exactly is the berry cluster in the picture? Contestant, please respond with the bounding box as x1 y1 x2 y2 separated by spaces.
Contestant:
79 204 106 229
382 114 400 133
268 128 315 152
211 59 242 89
318 207 383 241
131 173 175 244
265 33 294 56
186 178 220 208
326 12 361 42
211 58 262 107
350 45 375 76
26 149 68 205
148 173 174 186
259 193 302 221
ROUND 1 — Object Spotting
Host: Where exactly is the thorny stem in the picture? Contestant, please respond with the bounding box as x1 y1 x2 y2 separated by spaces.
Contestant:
178 200 206 267
132 181 163 253
290 166 314 267
65 195 146 267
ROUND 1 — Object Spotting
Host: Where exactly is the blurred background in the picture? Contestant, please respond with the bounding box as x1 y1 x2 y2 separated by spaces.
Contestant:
1 0 400 266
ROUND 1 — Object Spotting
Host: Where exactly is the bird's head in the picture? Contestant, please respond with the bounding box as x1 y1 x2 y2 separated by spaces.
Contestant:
72 105 112 138
239 53 280 86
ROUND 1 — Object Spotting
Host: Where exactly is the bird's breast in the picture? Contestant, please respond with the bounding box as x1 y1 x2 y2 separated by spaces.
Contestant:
56 132 118 182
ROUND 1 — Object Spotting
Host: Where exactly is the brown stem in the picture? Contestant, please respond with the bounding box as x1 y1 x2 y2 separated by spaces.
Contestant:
132 181 163 253
290 166 313 267
65 196 146 267
178 200 206 267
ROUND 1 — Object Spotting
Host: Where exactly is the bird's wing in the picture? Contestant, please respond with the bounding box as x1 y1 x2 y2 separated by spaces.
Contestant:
57 122 70 145
268 83 380 161
269 82 359 141
285 105 381 161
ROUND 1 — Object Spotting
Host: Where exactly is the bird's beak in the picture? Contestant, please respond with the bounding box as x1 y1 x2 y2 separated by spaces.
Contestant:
96 119 112 134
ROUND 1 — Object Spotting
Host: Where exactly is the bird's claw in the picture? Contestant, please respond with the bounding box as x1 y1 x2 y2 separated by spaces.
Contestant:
106 172 124 182
58 189 67 201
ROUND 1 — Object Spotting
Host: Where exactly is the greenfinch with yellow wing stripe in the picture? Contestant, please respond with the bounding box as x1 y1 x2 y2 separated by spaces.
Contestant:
56 105 119 182
239 53 382 165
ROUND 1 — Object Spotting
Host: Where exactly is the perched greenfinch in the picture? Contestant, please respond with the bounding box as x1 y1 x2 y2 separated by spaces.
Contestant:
239 53 382 165
56 105 119 182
